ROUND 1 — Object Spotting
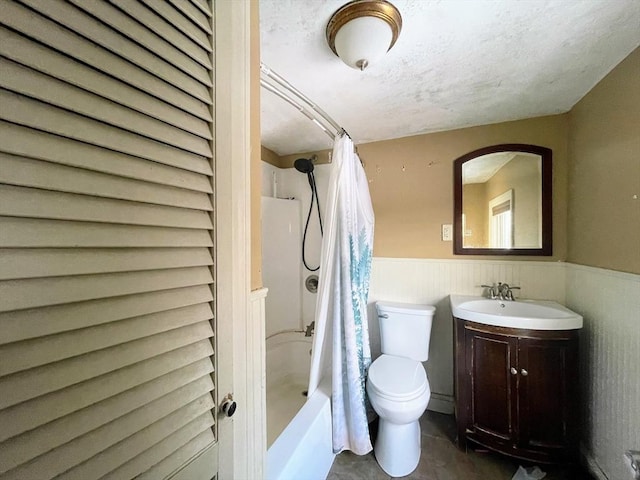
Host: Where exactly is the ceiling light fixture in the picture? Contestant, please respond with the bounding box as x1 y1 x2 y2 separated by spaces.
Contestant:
326 0 402 71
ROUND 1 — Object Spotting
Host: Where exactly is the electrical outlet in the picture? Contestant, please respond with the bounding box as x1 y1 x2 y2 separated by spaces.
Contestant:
442 224 453 241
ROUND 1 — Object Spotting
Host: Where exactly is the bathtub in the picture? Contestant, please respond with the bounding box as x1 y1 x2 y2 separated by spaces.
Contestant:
266 331 335 480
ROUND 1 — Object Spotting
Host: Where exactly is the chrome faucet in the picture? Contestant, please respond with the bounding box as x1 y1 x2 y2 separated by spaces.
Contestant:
481 282 521 301
304 321 315 337
481 284 498 299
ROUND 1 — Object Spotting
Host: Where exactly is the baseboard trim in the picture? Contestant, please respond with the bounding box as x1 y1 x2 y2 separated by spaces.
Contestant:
427 393 455 415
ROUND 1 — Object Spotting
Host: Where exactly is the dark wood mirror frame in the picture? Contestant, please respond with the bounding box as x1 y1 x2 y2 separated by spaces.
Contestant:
453 144 553 256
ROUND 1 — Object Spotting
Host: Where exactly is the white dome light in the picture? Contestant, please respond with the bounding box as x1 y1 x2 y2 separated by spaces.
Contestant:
327 0 402 72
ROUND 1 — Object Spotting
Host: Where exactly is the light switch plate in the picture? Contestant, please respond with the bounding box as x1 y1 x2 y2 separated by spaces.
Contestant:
442 224 453 241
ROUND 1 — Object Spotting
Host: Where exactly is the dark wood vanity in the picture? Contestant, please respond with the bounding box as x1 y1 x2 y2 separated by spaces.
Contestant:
454 317 579 464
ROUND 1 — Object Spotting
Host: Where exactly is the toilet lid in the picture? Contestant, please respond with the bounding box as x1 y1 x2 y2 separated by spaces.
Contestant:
368 355 427 400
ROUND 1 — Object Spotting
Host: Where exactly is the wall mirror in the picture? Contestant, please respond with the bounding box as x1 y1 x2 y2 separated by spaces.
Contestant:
453 144 552 255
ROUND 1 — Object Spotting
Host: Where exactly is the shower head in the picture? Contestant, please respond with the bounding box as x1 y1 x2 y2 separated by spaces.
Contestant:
294 157 314 174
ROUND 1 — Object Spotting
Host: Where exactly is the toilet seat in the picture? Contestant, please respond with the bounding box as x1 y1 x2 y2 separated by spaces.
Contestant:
368 354 427 401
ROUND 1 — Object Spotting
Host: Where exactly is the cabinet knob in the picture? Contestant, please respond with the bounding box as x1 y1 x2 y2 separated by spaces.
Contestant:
521 369 528 376
510 367 518 375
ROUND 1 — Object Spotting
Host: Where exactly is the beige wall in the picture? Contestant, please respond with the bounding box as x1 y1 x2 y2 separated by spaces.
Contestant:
254 49 637 274
250 0 262 290
261 146 282 167
462 183 487 247
568 47 640 274
358 115 569 260
269 116 568 261
485 155 541 247
279 149 332 168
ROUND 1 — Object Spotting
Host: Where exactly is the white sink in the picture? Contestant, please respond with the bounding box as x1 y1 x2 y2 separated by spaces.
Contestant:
450 295 583 330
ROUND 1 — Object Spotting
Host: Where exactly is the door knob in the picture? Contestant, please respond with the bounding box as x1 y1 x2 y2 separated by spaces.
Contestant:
220 394 237 417
510 367 518 375
521 369 528 376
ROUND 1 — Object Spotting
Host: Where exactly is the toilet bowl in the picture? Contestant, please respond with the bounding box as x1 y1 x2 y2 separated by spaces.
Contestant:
367 302 435 477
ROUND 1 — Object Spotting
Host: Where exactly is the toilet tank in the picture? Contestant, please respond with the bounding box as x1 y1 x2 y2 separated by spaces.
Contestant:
376 301 436 362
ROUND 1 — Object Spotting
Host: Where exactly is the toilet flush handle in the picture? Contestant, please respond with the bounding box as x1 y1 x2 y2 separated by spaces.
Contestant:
378 313 389 318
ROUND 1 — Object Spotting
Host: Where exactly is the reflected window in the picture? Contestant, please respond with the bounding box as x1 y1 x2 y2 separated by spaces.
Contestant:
489 190 513 248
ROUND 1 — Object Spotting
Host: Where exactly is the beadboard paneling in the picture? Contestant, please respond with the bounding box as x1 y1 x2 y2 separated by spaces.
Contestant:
249 288 268 480
566 264 640 480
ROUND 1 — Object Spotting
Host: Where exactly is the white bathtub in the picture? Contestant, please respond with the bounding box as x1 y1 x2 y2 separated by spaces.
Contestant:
266 332 335 480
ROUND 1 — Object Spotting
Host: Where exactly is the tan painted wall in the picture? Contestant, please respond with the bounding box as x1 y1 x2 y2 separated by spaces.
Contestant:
279 149 332 167
358 115 569 260
250 0 262 290
485 155 541 247
271 116 568 260
261 146 281 167
462 183 487 247
567 48 640 274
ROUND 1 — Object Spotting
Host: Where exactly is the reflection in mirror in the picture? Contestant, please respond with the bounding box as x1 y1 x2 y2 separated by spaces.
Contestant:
454 145 552 256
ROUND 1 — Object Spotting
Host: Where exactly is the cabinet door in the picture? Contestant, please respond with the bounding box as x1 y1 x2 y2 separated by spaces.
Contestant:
517 337 578 453
466 328 518 444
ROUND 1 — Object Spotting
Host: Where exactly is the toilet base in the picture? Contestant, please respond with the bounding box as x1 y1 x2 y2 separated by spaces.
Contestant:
373 418 421 477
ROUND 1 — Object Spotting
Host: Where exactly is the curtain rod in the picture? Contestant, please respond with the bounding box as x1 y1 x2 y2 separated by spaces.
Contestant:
260 62 346 140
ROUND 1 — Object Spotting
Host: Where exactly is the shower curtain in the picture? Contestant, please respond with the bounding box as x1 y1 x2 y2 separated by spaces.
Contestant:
308 134 374 455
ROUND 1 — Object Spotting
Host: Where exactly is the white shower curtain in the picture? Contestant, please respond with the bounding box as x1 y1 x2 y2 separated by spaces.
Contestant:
308 134 374 455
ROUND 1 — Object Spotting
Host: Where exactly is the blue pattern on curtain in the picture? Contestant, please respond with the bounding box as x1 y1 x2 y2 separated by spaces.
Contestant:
329 135 375 455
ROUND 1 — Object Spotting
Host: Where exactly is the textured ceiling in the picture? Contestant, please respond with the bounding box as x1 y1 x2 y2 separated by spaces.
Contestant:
260 0 640 156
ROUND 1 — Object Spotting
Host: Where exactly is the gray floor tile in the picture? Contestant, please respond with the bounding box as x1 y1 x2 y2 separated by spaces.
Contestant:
327 412 593 480
327 451 391 480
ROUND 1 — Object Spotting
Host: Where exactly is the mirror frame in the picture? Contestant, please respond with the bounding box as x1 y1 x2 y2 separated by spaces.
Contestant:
453 144 553 256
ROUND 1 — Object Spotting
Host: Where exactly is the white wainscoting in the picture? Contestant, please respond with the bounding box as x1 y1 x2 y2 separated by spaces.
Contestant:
368 258 567 414
248 288 268 480
367 258 639 478
566 264 640 480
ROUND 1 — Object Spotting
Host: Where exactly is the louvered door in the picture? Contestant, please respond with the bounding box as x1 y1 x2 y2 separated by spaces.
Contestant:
0 1 219 478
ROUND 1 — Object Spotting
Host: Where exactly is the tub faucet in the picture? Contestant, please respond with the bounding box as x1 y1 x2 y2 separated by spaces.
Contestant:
304 321 315 337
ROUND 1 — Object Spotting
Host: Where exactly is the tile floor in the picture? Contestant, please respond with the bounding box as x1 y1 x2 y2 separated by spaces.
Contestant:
327 411 593 480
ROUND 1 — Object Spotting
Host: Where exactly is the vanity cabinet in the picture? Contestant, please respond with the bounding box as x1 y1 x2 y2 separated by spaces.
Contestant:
454 318 579 464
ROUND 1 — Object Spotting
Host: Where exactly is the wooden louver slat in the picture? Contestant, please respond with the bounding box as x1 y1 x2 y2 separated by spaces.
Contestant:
140 0 212 52
96 414 215 480
68 0 212 85
0 122 213 193
0 247 213 281
167 0 212 35
0 374 214 473
19 0 212 103
0 285 213 344
0 217 214 248
0 266 213 312
189 0 213 18
3 399 215 480
109 0 211 68
0 184 213 229
0 1 212 121
0 321 214 410
1 91 213 172
0 59 212 156
0 26 212 140
0 0 217 476
135 430 216 480
0 341 214 442
0 154 213 211
0 303 214 376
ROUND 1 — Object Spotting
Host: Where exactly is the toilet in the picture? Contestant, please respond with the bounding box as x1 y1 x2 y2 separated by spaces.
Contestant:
366 301 435 477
